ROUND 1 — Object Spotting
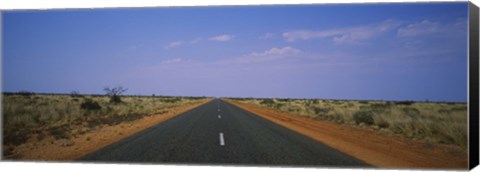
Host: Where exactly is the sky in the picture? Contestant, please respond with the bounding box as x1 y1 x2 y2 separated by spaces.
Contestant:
2 2 469 102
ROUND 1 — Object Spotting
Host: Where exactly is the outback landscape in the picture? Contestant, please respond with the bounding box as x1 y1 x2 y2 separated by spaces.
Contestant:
2 89 211 160
225 98 468 168
230 97 468 147
2 2 472 170
2 92 468 168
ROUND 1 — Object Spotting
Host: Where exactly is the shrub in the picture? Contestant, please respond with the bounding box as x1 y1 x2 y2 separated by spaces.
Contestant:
163 98 182 103
104 86 128 103
313 107 330 115
49 126 70 140
370 103 391 113
70 91 82 97
451 106 467 111
394 101 415 105
4 131 29 146
260 99 275 105
358 100 369 104
110 96 122 103
80 100 102 111
18 91 34 97
377 121 390 128
273 103 283 109
353 111 374 125
402 107 420 119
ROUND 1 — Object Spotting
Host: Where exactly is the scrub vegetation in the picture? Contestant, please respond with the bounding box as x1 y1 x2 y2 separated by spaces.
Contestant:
231 98 467 147
2 92 209 153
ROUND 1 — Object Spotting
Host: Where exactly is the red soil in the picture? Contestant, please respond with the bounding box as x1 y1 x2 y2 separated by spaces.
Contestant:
226 99 468 169
8 99 213 161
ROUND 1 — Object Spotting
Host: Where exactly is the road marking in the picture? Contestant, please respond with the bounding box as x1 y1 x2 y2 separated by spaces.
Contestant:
218 114 221 119
219 132 225 146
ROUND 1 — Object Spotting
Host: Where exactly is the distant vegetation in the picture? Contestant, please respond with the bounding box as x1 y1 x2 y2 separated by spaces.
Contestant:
2 91 209 149
231 98 468 147
103 86 128 103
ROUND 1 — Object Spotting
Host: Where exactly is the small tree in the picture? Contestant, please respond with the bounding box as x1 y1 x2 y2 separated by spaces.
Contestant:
353 110 374 125
70 91 81 97
104 86 128 103
80 99 102 111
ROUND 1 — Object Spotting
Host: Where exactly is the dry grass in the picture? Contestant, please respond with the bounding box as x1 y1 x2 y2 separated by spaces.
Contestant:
232 98 467 148
2 93 209 148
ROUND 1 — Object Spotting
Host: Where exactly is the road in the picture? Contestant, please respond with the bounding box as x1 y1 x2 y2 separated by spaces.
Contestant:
79 99 370 167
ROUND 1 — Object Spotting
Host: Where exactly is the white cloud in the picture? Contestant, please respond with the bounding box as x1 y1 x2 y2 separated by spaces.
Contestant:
259 33 274 40
209 34 234 42
165 34 234 49
397 19 466 37
164 38 204 49
397 20 440 37
282 30 341 42
164 41 184 49
282 19 401 44
221 47 302 65
250 46 300 57
161 58 183 64
397 19 467 49
165 41 183 49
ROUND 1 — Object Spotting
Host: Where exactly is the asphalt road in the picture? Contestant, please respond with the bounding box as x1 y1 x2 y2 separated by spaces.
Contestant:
79 99 370 167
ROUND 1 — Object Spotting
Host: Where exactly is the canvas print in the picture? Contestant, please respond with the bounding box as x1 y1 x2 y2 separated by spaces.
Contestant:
1 2 471 170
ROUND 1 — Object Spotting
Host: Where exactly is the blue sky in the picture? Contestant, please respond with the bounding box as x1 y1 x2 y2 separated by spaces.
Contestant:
2 2 469 101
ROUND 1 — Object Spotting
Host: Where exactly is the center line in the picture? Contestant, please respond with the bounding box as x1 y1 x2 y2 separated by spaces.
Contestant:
219 132 225 146
218 114 221 119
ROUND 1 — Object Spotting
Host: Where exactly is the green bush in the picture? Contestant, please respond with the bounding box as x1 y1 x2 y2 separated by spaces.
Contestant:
370 103 391 113
377 121 390 128
402 107 420 119
313 107 330 115
163 98 182 103
104 86 128 104
4 131 29 146
18 91 35 97
49 126 70 139
80 100 102 111
110 95 122 103
70 91 82 97
353 111 374 125
358 100 369 104
394 101 415 105
260 99 275 105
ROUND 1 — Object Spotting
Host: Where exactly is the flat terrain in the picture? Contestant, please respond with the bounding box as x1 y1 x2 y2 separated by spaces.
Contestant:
6 96 466 169
232 98 468 148
80 99 369 167
3 95 211 160
227 99 467 169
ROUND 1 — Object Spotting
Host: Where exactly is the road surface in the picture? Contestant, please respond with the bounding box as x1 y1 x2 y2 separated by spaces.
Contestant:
79 99 370 167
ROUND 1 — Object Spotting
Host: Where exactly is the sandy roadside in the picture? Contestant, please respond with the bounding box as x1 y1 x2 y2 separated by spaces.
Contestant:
225 99 468 169
5 98 213 161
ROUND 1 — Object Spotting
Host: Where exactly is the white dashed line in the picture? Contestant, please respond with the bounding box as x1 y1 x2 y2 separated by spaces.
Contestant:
219 132 225 146
218 114 221 119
